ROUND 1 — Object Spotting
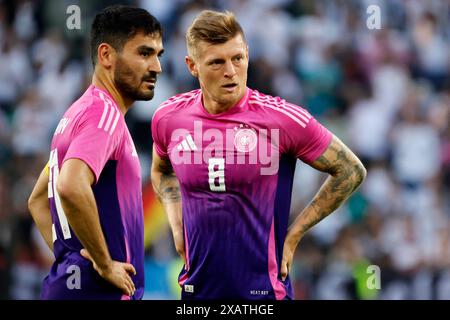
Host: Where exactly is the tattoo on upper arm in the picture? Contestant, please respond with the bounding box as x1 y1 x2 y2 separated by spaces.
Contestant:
153 157 181 204
313 137 366 189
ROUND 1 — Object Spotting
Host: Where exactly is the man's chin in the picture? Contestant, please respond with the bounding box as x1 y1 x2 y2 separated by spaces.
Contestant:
134 89 154 101
139 94 154 101
115 81 155 102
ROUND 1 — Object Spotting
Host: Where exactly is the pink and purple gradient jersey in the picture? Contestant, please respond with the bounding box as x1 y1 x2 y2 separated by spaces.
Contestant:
42 85 144 300
152 88 332 300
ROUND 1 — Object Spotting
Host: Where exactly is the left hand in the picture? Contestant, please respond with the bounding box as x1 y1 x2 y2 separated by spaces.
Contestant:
80 248 136 296
280 236 299 281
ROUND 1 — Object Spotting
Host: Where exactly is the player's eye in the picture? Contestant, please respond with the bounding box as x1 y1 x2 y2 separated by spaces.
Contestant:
209 59 223 66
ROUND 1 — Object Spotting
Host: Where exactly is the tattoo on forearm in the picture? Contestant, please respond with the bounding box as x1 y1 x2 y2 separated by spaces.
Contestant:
298 138 366 235
153 158 181 204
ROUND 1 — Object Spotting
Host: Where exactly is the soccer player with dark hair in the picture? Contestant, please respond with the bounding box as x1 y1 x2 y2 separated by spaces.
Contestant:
28 5 164 299
151 10 366 300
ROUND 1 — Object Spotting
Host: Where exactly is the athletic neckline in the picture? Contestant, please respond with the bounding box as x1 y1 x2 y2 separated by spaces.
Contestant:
196 87 250 118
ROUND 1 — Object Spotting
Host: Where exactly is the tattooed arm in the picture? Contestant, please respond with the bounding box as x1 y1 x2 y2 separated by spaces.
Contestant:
150 146 184 260
281 135 366 280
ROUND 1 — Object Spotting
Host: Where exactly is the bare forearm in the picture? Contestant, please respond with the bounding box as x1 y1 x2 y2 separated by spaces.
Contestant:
59 186 112 271
289 170 364 242
163 202 183 239
29 202 53 251
151 152 185 258
28 169 53 250
288 137 366 243
151 170 182 234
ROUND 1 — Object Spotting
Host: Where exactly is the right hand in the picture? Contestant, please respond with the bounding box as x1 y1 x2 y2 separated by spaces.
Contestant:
80 249 136 297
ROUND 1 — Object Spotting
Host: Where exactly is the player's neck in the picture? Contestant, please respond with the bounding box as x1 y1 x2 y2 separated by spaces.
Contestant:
202 95 240 115
92 73 131 115
203 101 230 115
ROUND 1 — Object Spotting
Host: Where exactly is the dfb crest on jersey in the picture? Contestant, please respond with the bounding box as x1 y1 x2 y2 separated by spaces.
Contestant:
233 124 257 153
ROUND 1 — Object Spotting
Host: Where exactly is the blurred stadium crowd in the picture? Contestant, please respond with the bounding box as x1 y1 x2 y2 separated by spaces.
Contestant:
0 0 449 299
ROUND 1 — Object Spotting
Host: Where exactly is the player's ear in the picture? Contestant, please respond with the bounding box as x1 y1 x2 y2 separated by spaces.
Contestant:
97 43 115 69
185 55 198 78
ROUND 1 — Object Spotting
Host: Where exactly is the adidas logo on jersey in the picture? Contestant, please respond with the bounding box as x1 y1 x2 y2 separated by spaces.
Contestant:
176 134 198 151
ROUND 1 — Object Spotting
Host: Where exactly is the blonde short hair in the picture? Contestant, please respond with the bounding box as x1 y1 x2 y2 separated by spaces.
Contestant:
186 10 245 58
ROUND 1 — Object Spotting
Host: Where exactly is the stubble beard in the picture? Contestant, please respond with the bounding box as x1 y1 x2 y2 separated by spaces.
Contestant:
114 58 155 102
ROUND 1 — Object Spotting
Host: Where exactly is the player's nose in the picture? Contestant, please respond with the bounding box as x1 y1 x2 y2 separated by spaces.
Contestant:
223 60 236 78
149 56 162 74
